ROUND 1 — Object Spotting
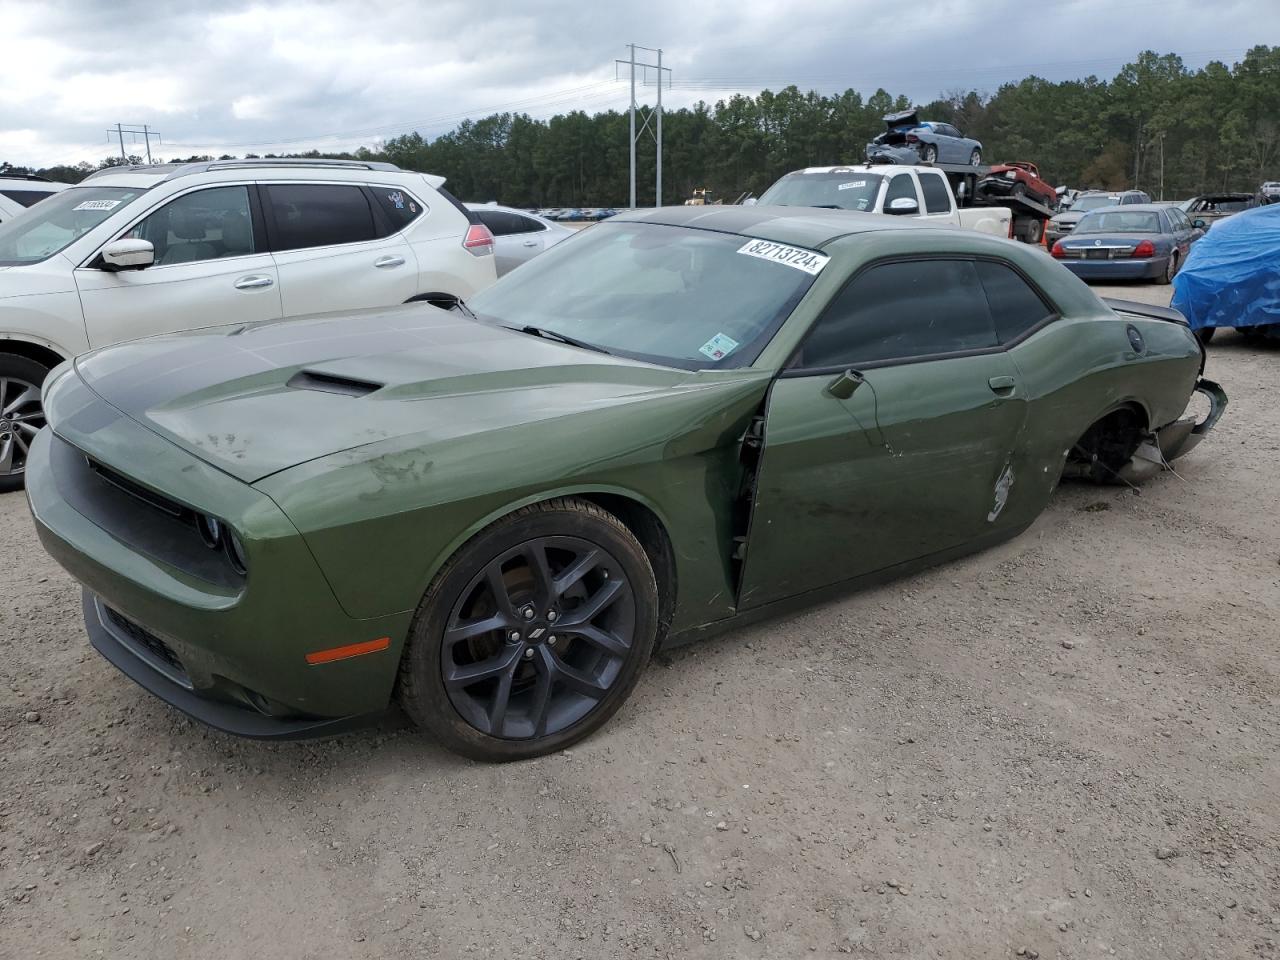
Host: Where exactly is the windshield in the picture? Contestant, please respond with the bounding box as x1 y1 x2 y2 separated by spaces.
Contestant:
466 221 822 370
1074 211 1161 234
758 172 884 212
1069 195 1121 213
0 186 147 266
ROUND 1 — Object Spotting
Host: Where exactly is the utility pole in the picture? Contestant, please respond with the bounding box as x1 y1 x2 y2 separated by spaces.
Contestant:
615 45 671 208
108 124 162 164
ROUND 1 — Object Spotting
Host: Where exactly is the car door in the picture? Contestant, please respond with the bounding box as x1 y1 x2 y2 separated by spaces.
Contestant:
263 182 416 317
737 257 1027 609
75 184 283 350
475 209 550 276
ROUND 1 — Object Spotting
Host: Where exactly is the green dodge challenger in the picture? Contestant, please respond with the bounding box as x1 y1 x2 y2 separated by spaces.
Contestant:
25 207 1225 761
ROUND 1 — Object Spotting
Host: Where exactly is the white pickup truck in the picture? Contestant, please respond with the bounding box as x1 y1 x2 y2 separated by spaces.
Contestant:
755 164 1012 238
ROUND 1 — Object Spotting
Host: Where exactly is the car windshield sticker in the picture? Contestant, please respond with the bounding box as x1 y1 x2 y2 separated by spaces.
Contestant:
737 239 830 275
854 198 870 210
699 332 740 361
838 180 867 191
388 190 405 209
73 199 122 212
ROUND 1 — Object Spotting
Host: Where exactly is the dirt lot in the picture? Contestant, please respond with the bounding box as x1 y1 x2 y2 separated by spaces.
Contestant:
1 283 1277 960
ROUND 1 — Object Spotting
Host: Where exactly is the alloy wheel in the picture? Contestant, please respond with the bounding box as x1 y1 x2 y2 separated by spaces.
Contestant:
441 536 636 740
0 377 44 479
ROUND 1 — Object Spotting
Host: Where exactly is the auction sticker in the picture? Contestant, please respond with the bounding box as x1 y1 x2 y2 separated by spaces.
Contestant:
737 239 829 275
73 199 122 212
699 332 740 361
837 180 867 190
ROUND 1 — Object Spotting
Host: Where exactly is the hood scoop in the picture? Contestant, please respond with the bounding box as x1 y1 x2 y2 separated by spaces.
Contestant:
286 370 383 398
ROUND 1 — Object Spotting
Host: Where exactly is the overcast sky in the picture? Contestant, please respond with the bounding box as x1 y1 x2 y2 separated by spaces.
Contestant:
0 0 1269 169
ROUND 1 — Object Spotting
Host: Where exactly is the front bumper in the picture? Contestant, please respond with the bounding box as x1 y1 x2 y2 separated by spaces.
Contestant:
25 379 414 739
83 591 374 739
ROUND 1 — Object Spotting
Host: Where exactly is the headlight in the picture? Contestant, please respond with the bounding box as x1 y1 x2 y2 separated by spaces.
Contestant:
225 530 248 575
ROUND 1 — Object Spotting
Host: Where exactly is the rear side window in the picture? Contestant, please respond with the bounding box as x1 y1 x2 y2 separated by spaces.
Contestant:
370 186 424 231
1 189 54 208
918 174 952 214
265 184 376 251
974 260 1054 344
474 210 544 236
796 259 998 368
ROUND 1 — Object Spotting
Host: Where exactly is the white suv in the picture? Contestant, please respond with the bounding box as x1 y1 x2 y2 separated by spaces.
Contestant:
0 174 67 224
0 158 497 489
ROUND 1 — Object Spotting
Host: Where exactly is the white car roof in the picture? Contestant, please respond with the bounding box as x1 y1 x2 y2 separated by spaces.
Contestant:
792 164 934 175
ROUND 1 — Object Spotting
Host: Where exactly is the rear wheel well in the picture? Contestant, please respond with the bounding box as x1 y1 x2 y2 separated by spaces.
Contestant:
577 493 677 644
0 340 65 372
405 292 461 309
1065 404 1149 484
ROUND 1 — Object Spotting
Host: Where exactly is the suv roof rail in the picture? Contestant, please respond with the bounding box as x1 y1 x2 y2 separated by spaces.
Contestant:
0 171 54 182
84 158 403 183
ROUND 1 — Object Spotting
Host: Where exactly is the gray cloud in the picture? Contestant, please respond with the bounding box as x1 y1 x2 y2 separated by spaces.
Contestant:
0 0 1266 167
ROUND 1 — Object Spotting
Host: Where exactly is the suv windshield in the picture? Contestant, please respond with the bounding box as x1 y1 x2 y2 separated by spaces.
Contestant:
758 172 884 212
0 186 147 266
1069 195 1121 213
1075 211 1161 234
467 221 821 370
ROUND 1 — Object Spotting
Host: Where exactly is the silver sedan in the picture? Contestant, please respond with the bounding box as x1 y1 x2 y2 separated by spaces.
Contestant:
465 204 576 276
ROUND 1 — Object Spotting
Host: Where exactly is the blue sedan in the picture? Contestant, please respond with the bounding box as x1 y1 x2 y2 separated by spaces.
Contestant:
1051 204 1205 284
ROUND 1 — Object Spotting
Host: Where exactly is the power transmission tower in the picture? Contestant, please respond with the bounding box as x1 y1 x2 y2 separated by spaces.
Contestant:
108 124 162 163
615 44 671 208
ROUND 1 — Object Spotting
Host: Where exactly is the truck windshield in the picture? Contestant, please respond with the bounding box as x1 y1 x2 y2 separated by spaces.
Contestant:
0 186 147 266
758 172 884 212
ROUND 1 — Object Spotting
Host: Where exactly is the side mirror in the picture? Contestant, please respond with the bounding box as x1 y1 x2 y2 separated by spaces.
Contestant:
826 370 863 400
886 197 919 215
100 239 154 271
1192 218 1207 229
742 197 758 206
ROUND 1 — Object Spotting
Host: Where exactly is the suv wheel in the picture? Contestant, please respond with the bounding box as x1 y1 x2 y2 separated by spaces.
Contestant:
397 498 658 761
0 355 50 493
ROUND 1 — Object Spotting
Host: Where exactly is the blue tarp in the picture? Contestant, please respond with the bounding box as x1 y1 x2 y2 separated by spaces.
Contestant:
1172 203 1280 331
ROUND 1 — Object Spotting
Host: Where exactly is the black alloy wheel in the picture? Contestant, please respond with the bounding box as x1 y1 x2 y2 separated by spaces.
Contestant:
398 498 658 761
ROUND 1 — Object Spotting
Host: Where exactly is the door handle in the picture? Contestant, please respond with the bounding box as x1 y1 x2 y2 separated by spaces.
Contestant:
234 275 273 290
374 255 406 268
988 375 1017 395
521 240 538 247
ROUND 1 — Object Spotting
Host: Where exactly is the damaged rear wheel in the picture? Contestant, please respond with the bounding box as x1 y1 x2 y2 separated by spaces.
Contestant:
1064 407 1146 485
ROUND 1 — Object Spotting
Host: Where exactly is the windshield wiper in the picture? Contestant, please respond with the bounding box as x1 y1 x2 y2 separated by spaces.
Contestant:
509 325 612 356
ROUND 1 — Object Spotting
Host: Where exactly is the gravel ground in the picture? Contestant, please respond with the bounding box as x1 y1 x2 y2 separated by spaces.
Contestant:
1 283 1277 959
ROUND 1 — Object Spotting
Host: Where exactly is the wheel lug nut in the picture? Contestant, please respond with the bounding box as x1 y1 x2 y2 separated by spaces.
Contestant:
547 610 557 621
548 635 557 646
523 647 535 659
522 606 535 620
508 631 521 643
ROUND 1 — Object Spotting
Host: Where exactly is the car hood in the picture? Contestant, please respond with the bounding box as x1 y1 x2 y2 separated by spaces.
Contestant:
71 305 709 484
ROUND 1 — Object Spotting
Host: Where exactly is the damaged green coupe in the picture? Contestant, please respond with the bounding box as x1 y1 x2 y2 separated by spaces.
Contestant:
26 207 1224 761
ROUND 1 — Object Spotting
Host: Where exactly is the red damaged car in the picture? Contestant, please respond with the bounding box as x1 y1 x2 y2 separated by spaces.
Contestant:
978 162 1057 208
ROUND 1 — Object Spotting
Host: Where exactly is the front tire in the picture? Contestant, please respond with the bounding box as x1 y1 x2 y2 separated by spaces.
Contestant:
0 354 51 494
921 144 938 163
397 498 658 761
1195 326 1216 345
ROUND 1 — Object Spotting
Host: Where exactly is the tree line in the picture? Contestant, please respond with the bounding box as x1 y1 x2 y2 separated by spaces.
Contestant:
8 46 1278 207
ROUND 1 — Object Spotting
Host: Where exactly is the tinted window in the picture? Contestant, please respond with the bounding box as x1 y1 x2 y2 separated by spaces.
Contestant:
919 173 952 214
797 259 997 368
370 186 424 231
0 189 54 208
974 260 1054 344
266 184 376 250
884 175 920 210
475 210 543 236
125 186 255 266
